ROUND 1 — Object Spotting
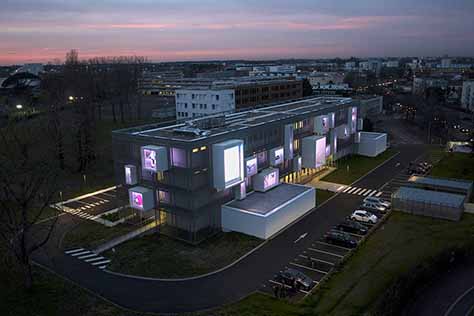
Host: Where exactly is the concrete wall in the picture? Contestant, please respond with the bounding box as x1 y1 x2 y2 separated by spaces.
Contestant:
221 186 315 239
357 132 387 157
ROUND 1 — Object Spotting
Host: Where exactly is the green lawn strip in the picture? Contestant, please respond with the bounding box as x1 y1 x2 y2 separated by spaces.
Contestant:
0 266 140 316
106 232 262 278
321 149 398 184
304 212 474 316
62 221 137 250
316 190 335 205
202 292 301 316
430 152 474 181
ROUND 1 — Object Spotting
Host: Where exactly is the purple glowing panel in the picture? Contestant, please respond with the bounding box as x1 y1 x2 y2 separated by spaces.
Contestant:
143 149 156 171
315 137 326 167
131 192 143 209
326 145 331 157
245 156 258 177
170 147 187 168
274 147 284 165
264 171 278 189
351 107 358 133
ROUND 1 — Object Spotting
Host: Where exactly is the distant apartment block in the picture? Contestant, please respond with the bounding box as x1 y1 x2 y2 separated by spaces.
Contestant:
175 78 303 120
461 81 474 111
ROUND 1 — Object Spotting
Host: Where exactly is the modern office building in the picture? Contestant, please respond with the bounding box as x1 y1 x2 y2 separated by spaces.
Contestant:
113 96 382 243
175 78 303 120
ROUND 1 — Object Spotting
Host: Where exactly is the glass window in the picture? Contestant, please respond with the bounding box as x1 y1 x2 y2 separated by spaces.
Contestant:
157 189 170 204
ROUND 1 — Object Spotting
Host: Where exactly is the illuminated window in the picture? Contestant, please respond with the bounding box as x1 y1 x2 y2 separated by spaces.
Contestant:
156 171 164 181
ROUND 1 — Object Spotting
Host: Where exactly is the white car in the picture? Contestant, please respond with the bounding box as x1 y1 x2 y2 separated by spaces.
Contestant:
351 210 378 224
362 202 387 213
364 196 391 208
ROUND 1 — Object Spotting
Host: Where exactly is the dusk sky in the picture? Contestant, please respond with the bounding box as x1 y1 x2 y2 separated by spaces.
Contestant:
1 0 474 65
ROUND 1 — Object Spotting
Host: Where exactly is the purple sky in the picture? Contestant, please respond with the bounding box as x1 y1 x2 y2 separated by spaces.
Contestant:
1 0 473 65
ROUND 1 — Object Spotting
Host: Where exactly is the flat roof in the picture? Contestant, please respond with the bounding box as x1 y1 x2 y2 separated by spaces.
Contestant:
113 96 353 143
393 187 466 207
225 183 313 217
408 176 473 191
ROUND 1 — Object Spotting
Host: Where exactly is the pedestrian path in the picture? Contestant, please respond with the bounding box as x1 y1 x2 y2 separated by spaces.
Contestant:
339 186 383 197
64 248 110 270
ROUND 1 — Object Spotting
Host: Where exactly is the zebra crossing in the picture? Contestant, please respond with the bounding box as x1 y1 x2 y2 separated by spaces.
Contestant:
64 248 111 270
340 186 383 197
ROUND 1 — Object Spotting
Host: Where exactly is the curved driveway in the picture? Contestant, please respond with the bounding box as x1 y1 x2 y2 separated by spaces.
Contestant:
33 145 426 314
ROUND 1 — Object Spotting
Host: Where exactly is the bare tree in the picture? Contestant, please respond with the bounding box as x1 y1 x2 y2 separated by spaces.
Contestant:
0 123 60 289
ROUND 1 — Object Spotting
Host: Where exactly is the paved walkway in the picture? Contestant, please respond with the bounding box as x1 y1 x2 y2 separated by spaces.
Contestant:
94 220 159 254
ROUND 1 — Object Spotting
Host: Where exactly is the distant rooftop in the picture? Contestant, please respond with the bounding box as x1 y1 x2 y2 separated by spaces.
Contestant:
113 96 353 143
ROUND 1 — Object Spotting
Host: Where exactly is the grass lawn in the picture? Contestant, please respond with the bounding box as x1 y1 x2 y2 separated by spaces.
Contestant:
322 148 398 184
304 212 474 315
430 152 474 180
0 265 141 316
106 232 262 278
62 221 137 250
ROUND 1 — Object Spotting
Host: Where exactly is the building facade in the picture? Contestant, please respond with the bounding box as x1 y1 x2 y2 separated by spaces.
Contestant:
113 97 368 243
175 78 303 120
461 81 474 112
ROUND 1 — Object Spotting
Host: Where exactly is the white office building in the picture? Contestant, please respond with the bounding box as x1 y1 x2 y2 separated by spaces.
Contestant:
461 81 474 112
176 88 235 120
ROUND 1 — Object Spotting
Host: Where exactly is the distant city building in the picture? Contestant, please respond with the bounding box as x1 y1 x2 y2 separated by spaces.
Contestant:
461 81 474 111
383 60 400 68
413 77 448 95
176 78 303 120
307 72 345 87
354 95 384 117
312 83 352 96
359 60 382 76
344 62 357 71
441 58 452 68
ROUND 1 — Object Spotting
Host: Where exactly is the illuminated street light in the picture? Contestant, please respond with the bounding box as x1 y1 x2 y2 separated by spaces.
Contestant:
16 104 23 109
68 96 74 101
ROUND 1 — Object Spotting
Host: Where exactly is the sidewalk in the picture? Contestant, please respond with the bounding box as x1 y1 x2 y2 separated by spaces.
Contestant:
308 180 347 193
94 220 159 254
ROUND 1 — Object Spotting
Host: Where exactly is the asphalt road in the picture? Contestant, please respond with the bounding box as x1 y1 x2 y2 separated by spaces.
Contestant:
32 144 427 314
407 260 474 316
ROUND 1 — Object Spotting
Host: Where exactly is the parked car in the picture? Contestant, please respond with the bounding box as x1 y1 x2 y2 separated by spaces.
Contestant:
275 268 314 291
362 201 387 213
351 210 378 224
363 196 391 208
325 230 358 248
336 220 369 235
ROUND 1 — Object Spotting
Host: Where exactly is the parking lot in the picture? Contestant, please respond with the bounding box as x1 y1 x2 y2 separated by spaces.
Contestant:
259 188 391 301
55 186 125 220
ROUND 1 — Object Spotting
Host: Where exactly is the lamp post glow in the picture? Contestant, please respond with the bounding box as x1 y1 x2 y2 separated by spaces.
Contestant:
16 104 23 109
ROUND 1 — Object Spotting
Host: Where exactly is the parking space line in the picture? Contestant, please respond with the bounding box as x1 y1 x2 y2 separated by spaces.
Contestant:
345 232 364 238
314 241 351 251
269 279 292 289
299 255 335 266
308 248 343 258
299 289 310 294
100 192 115 198
290 262 328 274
